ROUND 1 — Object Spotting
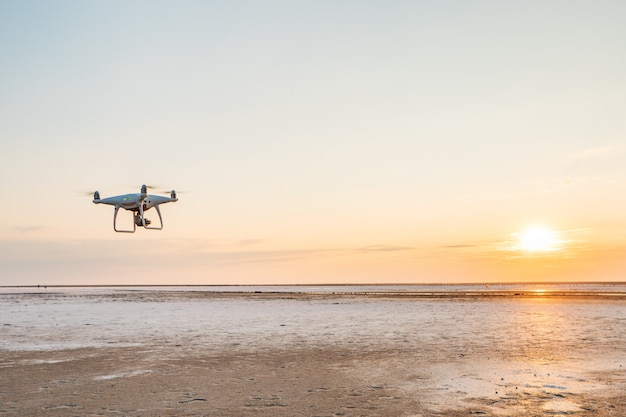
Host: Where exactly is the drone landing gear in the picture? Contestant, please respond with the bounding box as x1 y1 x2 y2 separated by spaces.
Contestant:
139 204 164 230
113 206 135 233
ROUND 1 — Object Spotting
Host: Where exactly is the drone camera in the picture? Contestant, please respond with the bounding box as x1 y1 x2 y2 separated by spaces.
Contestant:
133 214 151 227
135 214 152 226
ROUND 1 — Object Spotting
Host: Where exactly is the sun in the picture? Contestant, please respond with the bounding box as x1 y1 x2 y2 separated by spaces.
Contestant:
517 226 560 252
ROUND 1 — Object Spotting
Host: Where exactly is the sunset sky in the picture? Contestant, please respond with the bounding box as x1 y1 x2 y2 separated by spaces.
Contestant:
2 1 626 285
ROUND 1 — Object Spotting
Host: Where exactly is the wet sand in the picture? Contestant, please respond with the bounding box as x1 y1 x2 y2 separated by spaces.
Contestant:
2 290 626 416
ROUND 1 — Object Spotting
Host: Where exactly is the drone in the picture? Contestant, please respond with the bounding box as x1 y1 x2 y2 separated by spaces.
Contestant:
92 184 178 233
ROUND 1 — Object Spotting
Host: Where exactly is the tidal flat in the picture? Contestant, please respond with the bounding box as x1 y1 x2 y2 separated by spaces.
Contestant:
1 287 626 416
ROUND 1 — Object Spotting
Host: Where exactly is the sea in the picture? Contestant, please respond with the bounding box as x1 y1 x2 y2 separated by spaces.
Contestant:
2 282 625 352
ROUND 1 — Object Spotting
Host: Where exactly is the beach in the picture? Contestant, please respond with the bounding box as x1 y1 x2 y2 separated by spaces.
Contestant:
2 288 626 416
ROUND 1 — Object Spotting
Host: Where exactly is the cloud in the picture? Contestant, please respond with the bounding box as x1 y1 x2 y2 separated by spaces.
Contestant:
567 146 617 161
236 239 265 247
357 245 414 252
197 249 338 265
440 244 480 249
0 239 346 286
12 225 46 234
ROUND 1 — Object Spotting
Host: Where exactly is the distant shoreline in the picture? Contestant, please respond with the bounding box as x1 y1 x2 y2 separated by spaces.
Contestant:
0 283 626 300
3 281 626 288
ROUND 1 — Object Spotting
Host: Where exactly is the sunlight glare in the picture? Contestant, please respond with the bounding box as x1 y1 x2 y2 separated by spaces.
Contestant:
517 226 560 252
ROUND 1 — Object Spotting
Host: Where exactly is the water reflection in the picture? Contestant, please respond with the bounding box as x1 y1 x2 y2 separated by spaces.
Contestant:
510 300 567 364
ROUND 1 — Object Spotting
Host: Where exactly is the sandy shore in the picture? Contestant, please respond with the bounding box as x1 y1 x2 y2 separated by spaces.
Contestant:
2 291 626 416
2 344 626 417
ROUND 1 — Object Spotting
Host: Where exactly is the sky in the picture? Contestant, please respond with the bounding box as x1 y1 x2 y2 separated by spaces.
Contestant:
1 0 626 285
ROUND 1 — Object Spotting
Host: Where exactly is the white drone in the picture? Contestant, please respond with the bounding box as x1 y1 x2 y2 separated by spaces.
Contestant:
93 184 178 233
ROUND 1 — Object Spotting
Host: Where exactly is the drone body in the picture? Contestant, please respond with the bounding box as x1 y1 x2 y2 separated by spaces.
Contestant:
93 184 178 233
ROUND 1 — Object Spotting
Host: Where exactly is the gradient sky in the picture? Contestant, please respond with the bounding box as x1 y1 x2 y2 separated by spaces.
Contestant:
2 1 626 285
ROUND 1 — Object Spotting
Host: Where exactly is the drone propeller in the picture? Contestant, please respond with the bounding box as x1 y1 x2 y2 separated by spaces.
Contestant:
133 184 162 190
137 185 182 199
77 190 100 197
157 189 186 194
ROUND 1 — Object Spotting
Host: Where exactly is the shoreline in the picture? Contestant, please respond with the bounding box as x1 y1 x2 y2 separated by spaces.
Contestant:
4 280 626 287
4 288 626 300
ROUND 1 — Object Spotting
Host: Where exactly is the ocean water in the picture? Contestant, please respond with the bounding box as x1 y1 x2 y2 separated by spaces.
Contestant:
1 284 625 354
